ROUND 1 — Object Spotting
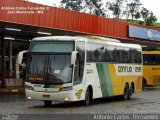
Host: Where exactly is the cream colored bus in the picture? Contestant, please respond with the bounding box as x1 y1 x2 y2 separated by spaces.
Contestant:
18 36 142 106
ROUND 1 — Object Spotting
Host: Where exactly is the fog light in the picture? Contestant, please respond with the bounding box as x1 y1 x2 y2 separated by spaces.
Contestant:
28 96 32 100
64 97 69 102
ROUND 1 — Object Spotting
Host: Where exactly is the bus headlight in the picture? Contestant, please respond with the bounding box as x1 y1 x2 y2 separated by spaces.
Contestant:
64 97 69 102
59 86 72 91
27 96 32 100
25 85 34 90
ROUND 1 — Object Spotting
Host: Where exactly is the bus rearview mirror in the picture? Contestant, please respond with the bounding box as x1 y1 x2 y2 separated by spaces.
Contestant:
18 50 28 65
71 51 78 66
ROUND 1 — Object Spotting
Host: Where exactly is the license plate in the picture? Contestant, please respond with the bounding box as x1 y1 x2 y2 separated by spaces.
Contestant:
43 94 50 98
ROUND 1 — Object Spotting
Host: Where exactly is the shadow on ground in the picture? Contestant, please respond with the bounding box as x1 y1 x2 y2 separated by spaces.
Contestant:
30 95 140 109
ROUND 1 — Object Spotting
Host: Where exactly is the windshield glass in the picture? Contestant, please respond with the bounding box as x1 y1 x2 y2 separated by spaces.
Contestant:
28 54 72 84
30 41 74 53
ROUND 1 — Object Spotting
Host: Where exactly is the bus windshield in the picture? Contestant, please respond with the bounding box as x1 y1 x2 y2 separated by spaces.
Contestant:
27 41 74 84
28 54 72 84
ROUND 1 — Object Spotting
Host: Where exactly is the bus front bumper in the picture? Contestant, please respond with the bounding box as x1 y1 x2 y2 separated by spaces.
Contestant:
25 89 74 102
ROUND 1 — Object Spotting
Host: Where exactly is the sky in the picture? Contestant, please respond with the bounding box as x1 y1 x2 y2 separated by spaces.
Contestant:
28 0 160 22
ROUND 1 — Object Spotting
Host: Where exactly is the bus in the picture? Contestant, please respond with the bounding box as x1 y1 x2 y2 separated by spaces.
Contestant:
18 36 143 106
142 51 160 88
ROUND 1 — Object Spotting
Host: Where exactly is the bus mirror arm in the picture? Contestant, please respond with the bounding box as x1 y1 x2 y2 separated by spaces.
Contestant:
71 51 78 66
70 64 76 68
18 50 28 65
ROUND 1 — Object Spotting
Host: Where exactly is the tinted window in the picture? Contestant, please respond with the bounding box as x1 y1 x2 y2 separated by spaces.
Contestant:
143 54 160 65
74 42 85 85
87 42 142 64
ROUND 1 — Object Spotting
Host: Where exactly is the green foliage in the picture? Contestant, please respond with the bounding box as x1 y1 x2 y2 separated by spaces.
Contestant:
153 22 160 28
84 0 106 16
141 7 149 20
134 12 141 20
141 7 157 26
59 0 158 27
60 0 106 17
126 0 141 22
106 0 125 19
121 19 160 28
60 0 83 11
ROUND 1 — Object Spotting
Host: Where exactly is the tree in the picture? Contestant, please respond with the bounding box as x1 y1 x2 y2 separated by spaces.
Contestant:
134 11 141 23
60 0 83 11
145 12 157 26
106 0 126 19
123 5 130 21
84 0 106 16
141 7 157 26
126 0 141 23
141 7 149 20
60 0 106 17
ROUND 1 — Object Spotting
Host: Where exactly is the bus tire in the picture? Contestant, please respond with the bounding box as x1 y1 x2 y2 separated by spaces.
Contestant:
142 79 147 90
85 88 92 106
44 101 52 107
122 84 130 100
129 83 134 96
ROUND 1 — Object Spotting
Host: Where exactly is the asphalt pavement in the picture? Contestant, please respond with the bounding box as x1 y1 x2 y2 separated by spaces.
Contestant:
0 86 160 120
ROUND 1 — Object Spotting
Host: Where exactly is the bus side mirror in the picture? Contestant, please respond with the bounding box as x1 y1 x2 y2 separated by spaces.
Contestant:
71 51 78 67
18 50 28 65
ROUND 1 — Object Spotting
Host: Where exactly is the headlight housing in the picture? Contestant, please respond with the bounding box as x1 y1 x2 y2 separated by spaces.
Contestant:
25 85 34 90
59 86 72 91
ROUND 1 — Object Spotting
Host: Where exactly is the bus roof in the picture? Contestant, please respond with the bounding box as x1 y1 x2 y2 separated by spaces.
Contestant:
32 36 141 50
86 38 141 50
32 36 85 42
143 51 160 54
32 35 120 42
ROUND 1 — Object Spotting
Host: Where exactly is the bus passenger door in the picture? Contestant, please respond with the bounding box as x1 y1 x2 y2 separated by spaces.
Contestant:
73 41 85 101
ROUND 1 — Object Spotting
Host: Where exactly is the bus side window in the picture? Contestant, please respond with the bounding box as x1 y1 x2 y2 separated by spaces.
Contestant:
157 55 160 65
74 54 80 81
74 42 85 85
74 53 84 84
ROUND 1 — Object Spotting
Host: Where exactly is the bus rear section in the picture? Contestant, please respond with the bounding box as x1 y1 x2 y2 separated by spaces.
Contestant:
86 40 142 100
143 51 160 88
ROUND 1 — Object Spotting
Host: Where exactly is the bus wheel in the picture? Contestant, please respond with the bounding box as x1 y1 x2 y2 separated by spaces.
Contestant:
85 88 92 106
122 84 130 100
129 85 133 96
44 101 52 107
129 84 134 96
142 79 147 90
